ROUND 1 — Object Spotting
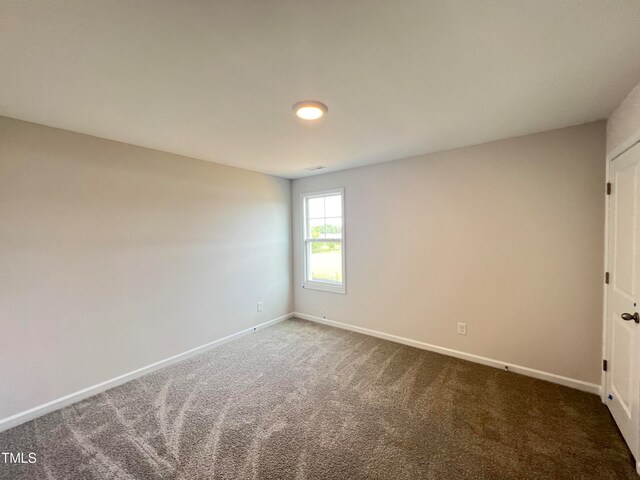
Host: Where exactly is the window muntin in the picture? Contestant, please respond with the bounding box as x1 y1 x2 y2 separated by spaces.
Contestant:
303 189 345 293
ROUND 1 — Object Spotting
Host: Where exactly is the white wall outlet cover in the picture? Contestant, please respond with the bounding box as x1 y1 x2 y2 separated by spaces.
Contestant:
257 301 264 312
457 323 467 335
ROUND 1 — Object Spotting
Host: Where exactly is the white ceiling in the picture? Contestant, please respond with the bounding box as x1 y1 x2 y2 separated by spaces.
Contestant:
2 1 640 178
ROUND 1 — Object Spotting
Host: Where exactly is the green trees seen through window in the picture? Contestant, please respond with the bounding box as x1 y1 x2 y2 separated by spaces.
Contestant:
310 224 341 253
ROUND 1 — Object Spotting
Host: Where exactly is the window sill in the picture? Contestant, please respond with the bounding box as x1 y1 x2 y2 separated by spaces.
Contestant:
302 282 346 294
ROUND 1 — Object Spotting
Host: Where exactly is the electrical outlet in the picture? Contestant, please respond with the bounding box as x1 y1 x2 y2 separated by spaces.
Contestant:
257 301 264 312
457 322 467 335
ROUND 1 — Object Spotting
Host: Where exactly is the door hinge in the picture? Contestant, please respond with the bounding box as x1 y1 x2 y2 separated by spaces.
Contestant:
606 182 612 195
605 272 610 284
603 359 608 372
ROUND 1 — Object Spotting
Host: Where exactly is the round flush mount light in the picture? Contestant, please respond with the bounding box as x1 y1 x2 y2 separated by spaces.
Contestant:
292 100 328 120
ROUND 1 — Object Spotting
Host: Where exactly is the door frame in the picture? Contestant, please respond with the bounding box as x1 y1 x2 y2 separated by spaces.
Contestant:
602 132 640 475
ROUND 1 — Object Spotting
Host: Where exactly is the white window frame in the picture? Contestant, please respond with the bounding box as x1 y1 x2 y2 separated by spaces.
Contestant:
302 188 346 294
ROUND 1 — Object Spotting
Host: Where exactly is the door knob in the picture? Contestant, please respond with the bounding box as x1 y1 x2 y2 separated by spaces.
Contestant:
621 312 640 324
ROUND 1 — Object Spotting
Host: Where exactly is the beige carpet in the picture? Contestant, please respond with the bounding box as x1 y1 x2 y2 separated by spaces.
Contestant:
0 318 635 479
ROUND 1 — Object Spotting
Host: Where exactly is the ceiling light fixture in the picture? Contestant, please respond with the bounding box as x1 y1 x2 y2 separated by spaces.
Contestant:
292 101 328 120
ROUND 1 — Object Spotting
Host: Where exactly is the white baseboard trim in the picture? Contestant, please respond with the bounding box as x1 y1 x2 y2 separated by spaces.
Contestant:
0 313 294 433
293 312 601 396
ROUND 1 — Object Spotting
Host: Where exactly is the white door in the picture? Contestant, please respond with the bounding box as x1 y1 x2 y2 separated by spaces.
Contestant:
605 142 640 467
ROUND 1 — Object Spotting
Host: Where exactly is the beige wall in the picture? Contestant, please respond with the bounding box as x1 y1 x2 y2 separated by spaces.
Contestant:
0 116 292 420
608 81 640 156
293 122 606 384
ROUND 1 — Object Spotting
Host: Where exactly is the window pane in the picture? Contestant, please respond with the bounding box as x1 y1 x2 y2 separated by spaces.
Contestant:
308 219 325 239
324 217 343 239
308 241 342 283
325 194 342 217
307 196 324 219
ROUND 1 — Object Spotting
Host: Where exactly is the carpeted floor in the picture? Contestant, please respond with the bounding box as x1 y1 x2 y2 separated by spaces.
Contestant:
0 318 636 479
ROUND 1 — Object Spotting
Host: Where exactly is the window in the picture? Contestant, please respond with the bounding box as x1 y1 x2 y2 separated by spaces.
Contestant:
302 189 345 294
